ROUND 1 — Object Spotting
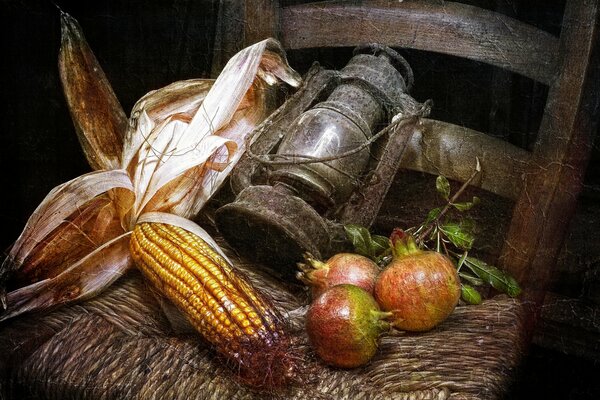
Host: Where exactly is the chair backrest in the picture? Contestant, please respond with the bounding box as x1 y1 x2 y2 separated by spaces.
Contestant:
212 0 600 307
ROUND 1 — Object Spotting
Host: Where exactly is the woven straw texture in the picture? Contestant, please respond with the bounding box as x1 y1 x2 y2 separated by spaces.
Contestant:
0 238 525 400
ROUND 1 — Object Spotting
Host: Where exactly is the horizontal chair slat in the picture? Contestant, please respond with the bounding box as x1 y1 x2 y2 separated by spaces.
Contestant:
281 0 559 85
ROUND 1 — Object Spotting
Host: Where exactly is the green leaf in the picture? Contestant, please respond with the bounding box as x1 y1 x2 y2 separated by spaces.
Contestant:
439 220 475 250
344 225 390 260
504 275 522 297
463 257 522 297
425 207 442 224
459 271 484 286
344 224 372 258
371 235 390 256
436 176 451 200
461 284 482 305
452 196 480 212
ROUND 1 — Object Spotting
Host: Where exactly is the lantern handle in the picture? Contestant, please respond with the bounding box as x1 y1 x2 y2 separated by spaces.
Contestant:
354 43 414 92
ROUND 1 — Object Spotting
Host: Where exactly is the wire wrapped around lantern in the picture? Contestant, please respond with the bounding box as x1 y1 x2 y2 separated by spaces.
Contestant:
216 44 431 275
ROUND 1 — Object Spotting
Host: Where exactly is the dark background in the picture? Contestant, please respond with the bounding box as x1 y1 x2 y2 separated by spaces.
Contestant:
0 0 598 398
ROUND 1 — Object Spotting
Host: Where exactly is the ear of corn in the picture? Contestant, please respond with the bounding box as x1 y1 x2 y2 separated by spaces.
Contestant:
130 222 296 388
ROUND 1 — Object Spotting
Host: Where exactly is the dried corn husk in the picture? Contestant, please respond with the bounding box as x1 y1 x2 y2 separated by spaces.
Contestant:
0 12 300 319
59 12 127 171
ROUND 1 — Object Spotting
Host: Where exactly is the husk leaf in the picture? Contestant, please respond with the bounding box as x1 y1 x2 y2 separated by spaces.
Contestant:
1 26 300 320
59 11 127 170
3 169 133 270
0 232 132 321
125 38 300 221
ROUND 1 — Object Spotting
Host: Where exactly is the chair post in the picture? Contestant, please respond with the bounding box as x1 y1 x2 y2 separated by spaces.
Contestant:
211 0 280 77
500 0 600 313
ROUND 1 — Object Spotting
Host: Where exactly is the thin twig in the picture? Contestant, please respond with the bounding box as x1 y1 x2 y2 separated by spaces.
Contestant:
416 158 481 244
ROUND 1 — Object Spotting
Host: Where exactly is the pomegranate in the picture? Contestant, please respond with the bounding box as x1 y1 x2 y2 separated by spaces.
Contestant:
374 229 460 332
297 253 379 298
305 284 391 368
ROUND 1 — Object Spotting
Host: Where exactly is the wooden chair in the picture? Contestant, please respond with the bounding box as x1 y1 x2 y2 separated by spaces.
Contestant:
1 2 597 399
209 0 600 395
213 0 599 326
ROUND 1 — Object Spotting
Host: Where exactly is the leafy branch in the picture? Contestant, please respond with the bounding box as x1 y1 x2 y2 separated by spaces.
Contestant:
344 158 521 305
414 158 481 246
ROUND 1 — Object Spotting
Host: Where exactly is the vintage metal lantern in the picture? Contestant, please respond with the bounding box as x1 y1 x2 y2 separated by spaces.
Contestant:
216 44 426 275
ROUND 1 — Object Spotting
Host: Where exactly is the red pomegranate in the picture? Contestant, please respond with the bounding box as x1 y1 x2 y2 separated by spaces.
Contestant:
297 253 380 298
374 229 461 332
306 284 390 368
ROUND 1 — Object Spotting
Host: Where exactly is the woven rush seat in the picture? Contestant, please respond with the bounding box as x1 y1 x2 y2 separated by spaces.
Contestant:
0 238 525 400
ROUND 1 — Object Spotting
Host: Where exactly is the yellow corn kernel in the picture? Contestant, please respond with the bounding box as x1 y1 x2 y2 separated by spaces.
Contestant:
129 222 278 350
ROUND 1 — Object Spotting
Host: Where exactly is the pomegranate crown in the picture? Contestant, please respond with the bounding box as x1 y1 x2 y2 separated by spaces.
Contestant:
390 228 421 257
